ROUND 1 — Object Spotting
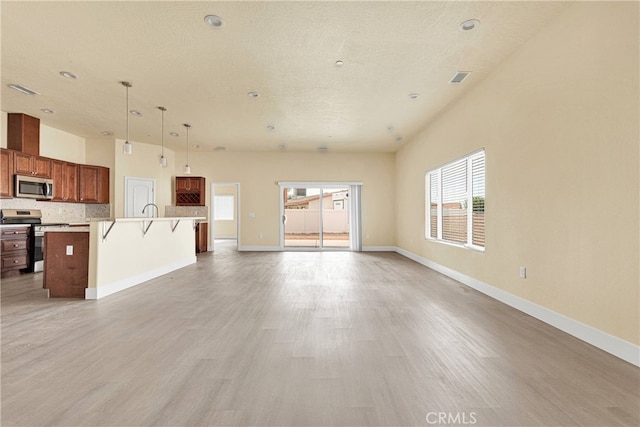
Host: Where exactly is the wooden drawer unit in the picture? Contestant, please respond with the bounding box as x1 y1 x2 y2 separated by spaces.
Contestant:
1 226 30 277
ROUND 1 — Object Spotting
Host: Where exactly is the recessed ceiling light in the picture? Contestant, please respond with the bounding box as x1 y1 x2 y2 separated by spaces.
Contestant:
387 125 394 132
192 144 200 149
395 136 403 142
100 130 113 136
266 125 275 131
214 146 226 151
204 15 224 28
59 71 78 79
408 93 420 99
129 110 142 116
170 132 179 137
459 19 480 32
40 108 54 114
317 145 328 152
247 91 260 98
8 83 40 95
278 144 287 151
335 60 344 67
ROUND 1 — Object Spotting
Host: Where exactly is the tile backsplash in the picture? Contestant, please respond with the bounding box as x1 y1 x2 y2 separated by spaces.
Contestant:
164 205 209 220
0 198 110 223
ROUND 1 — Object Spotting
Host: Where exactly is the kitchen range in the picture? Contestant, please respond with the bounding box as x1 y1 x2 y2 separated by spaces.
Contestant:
0 209 69 273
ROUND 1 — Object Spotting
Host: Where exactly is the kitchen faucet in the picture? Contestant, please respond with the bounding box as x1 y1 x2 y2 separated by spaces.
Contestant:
142 203 159 217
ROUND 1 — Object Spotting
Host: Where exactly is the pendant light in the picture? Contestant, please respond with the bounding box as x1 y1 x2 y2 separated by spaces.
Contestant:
183 123 191 174
158 106 167 167
121 81 133 155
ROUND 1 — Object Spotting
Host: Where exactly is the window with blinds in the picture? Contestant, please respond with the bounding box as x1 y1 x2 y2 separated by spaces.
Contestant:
425 150 485 250
213 195 234 220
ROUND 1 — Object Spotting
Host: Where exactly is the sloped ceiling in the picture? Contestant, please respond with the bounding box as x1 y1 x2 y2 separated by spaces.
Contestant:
1 1 569 153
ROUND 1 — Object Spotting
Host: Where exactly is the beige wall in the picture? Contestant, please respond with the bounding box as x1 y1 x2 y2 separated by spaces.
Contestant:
395 2 639 345
175 151 396 248
113 139 176 218
213 184 238 239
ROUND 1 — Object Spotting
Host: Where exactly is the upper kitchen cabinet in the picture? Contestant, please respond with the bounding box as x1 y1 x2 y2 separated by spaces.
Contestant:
13 151 51 178
78 165 109 204
175 176 205 206
51 160 79 202
0 149 14 198
7 113 39 156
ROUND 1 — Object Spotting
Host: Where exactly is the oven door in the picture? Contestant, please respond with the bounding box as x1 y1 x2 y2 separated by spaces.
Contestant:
31 228 44 273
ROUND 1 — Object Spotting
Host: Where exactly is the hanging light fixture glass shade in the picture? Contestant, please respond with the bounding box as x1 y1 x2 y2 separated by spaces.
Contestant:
121 81 133 155
158 106 167 167
183 123 191 174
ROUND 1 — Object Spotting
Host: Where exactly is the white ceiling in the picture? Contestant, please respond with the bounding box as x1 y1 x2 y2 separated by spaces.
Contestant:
1 1 569 153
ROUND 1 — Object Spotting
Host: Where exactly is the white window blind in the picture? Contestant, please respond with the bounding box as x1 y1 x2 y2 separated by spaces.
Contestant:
213 195 234 220
425 150 485 250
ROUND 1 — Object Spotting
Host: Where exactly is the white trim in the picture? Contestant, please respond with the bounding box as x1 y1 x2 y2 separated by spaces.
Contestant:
394 246 640 367
237 245 281 252
277 181 363 188
85 257 195 300
363 246 397 252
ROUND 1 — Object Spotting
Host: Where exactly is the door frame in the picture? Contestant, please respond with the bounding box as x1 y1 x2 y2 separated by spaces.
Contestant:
210 182 241 252
124 177 156 218
278 181 362 251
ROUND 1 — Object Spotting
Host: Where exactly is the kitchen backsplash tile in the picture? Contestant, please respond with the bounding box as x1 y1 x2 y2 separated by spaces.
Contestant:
164 206 208 220
0 198 110 223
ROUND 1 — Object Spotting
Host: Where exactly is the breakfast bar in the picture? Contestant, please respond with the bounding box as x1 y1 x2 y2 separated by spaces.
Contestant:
43 217 204 299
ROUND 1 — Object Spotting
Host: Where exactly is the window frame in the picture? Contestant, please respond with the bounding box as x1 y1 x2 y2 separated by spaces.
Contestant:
425 149 485 252
213 194 235 221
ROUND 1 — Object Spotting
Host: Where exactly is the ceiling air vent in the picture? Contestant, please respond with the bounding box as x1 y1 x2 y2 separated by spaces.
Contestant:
450 71 471 84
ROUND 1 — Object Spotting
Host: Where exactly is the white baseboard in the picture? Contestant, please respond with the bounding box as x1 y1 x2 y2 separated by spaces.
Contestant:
85 257 196 300
363 246 397 252
237 245 281 251
394 246 640 367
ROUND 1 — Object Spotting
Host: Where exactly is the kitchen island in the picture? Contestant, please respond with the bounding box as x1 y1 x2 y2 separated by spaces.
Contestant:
43 217 204 299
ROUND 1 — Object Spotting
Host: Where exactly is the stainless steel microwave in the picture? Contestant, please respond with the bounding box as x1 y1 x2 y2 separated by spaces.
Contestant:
15 175 54 200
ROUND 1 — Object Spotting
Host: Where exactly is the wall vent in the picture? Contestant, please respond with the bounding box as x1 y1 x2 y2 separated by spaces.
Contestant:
450 71 471 84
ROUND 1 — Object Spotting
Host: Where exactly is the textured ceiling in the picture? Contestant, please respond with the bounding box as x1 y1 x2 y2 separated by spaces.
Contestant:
1 1 569 153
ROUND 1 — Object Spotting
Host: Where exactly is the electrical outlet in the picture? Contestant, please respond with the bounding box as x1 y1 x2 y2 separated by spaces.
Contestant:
519 266 526 279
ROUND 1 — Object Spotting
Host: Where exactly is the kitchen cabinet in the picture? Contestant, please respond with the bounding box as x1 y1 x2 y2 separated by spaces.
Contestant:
13 151 51 178
175 176 205 206
0 148 14 198
78 165 109 203
196 222 208 253
1 226 29 278
51 160 79 202
43 231 89 298
7 113 40 156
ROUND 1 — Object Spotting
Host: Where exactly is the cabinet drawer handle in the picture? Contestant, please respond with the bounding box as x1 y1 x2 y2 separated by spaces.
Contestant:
13 260 19 263
13 244 19 247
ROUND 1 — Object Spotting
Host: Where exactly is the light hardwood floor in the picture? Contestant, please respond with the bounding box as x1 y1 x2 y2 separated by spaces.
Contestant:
2 243 639 426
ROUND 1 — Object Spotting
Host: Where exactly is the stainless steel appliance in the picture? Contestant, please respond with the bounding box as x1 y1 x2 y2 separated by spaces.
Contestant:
15 175 54 200
0 209 69 273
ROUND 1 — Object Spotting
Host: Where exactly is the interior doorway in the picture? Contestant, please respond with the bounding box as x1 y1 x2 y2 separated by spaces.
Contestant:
124 177 155 218
279 182 362 251
210 183 240 252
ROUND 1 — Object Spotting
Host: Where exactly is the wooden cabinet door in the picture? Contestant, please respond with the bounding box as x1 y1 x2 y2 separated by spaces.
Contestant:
12 152 51 178
0 149 14 198
63 163 79 202
13 151 32 175
196 222 208 253
79 165 109 203
33 156 51 178
51 160 78 202
51 160 64 201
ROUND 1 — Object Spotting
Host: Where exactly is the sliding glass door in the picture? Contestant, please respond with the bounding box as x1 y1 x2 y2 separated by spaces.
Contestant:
281 183 359 250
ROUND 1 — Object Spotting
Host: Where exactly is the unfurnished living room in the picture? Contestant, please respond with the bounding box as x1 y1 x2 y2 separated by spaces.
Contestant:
0 1 638 427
